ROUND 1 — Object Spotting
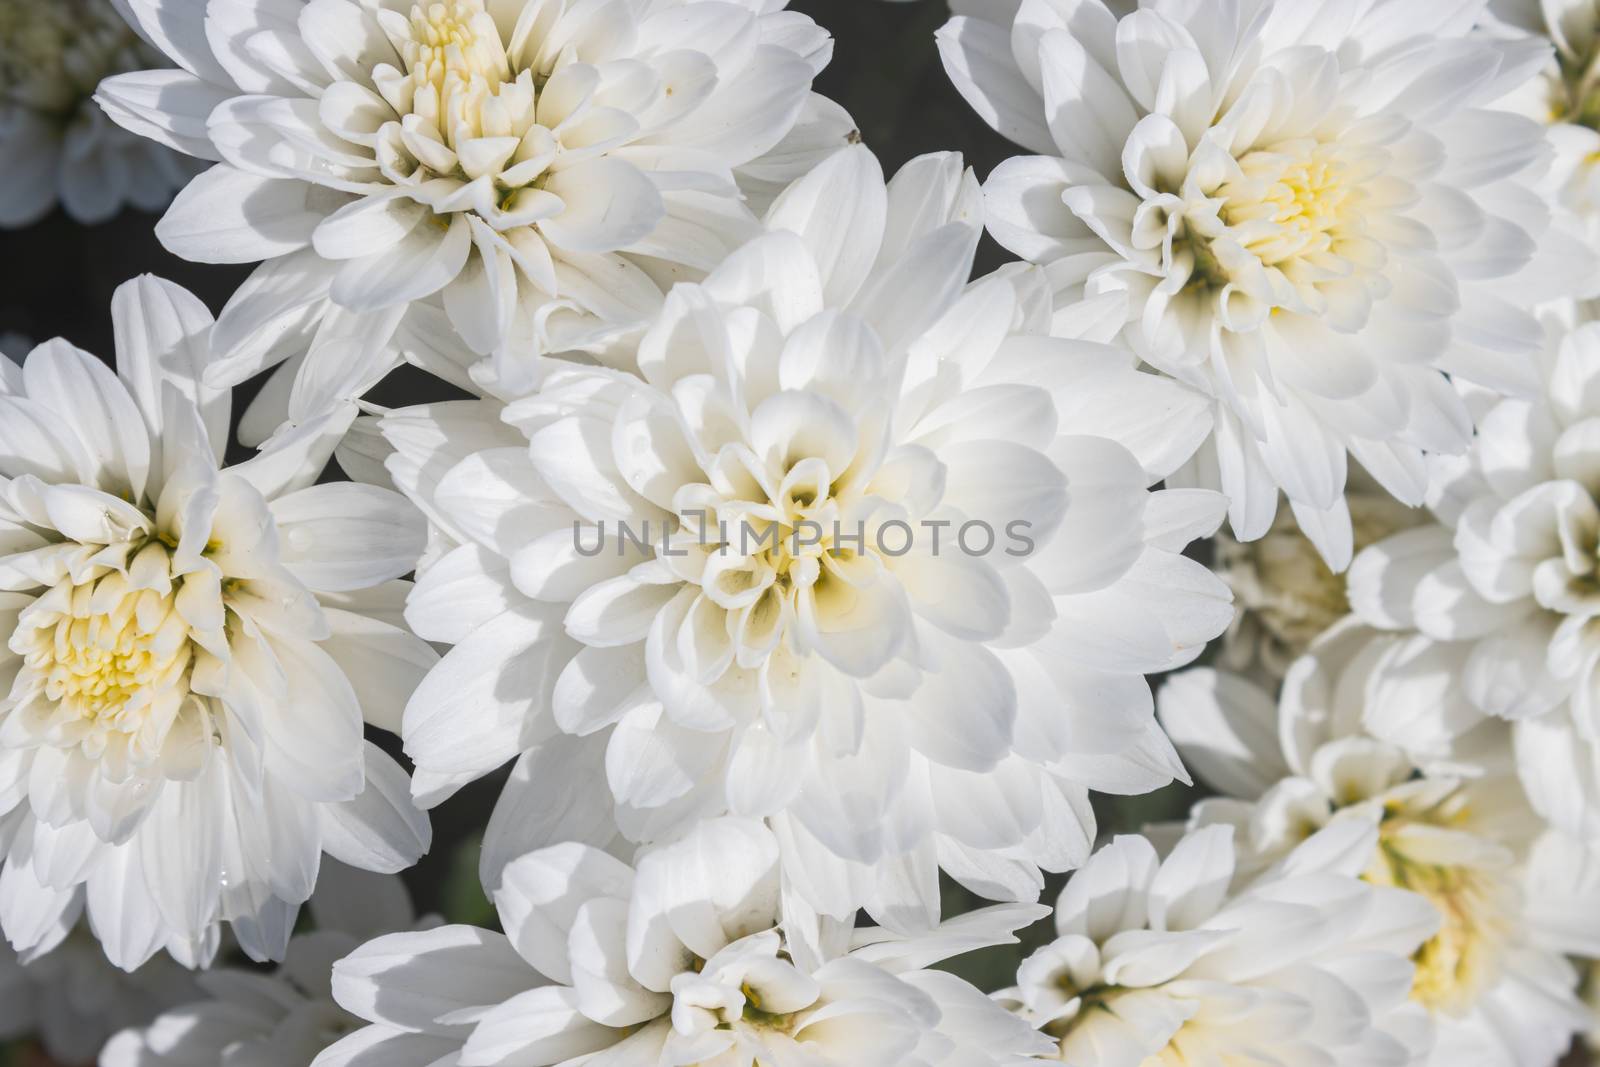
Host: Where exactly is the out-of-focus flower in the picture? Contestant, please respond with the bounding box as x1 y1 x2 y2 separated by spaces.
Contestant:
0 276 432 971
1348 316 1600 845
383 146 1232 929
96 0 855 436
0 0 196 227
1161 624 1597 1067
0 928 192 1065
100 864 419 1067
1488 0 1600 244
938 0 1597 568
1520 832 1600 1061
316 817 1051 1067
1215 476 1421 680
1002 820 1436 1065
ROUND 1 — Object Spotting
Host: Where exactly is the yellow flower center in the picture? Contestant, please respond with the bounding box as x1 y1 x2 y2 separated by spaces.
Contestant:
1402 867 1506 1015
406 2 510 92
738 981 800 1033
1220 141 1367 268
0 0 143 113
14 546 195 742
408 0 496 60
692 457 879 662
1364 808 1512 1017
403 0 527 153
1552 33 1600 132
0 0 72 81
376 0 561 215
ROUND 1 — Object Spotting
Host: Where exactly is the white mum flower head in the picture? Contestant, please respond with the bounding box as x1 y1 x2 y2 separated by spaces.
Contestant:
1214 474 1422 680
938 0 1599 570
0 925 194 1065
1486 0 1600 239
1160 623 1595 1066
1003 819 1438 1065
0 276 433 972
315 817 1053 1067
102 864 419 1067
0 0 198 227
1522 829 1600 989
95 0 854 435
1348 314 1600 847
384 145 1234 929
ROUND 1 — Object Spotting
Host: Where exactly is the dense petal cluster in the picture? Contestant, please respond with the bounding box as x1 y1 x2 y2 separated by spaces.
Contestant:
1003 820 1435 1065
0 277 431 970
385 146 1232 927
0 0 195 227
940 0 1597 567
316 817 1051 1067
4 4 1600 1067
97 0 853 434
1160 624 1598 1066
1349 317 1600 842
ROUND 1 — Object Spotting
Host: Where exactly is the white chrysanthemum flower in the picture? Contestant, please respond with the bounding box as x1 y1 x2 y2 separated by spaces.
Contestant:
382 146 1232 928
0 0 197 228
1001 819 1436 1065
95 0 854 434
1519 836 1600 1066
101 864 418 1067
315 817 1052 1067
1347 317 1600 844
0 276 433 971
1160 624 1596 1067
1486 0 1600 241
938 0 1597 569
0 928 193 1065
1215 475 1421 679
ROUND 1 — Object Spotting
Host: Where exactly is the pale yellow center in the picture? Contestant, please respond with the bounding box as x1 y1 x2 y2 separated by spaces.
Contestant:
1221 142 1365 268
1552 29 1600 132
403 0 523 153
1364 809 1510 1016
407 1 509 91
737 981 801 1033
0 0 72 73
695 460 876 661
0 0 142 113
17 550 194 734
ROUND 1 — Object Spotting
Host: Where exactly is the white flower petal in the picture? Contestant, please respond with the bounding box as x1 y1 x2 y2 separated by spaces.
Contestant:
331 926 531 1037
935 16 1055 155
156 164 321 264
403 607 567 783
270 483 426 593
